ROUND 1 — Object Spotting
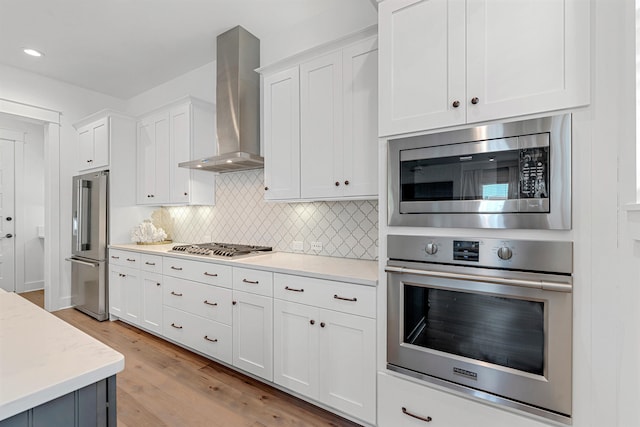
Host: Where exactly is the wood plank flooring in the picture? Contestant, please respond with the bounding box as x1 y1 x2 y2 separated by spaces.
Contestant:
18 290 362 427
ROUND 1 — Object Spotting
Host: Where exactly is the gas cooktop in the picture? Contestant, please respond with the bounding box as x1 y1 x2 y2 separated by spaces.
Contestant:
170 242 272 258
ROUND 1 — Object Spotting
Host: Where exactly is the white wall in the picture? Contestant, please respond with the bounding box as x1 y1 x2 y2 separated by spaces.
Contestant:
0 63 127 310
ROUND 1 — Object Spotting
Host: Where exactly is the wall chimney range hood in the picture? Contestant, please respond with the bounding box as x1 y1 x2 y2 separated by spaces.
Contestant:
179 26 262 173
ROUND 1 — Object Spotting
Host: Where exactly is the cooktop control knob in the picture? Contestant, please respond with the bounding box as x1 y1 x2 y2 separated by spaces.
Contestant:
424 242 438 255
497 246 513 260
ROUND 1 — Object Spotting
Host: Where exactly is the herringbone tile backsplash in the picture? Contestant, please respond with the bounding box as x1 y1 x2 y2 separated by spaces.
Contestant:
164 169 378 260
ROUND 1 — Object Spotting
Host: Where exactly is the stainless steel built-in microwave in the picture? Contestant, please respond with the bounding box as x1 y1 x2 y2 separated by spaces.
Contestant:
388 114 571 229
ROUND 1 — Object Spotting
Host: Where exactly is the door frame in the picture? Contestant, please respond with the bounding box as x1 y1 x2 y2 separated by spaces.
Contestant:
0 130 20 292
0 98 60 311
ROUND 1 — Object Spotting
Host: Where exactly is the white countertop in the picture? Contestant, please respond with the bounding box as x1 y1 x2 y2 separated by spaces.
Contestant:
109 244 378 286
0 292 124 420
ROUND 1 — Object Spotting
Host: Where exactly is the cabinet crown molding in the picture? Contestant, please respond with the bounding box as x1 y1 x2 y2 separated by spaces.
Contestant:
136 95 214 120
257 25 377 76
73 109 133 130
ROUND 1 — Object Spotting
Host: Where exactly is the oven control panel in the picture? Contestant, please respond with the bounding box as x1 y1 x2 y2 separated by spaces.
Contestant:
387 235 573 274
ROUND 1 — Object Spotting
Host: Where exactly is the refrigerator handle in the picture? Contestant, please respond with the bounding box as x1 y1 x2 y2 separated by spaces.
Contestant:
66 257 99 268
75 178 83 252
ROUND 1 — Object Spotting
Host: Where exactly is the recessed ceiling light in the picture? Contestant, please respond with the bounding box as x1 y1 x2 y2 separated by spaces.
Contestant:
23 48 44 57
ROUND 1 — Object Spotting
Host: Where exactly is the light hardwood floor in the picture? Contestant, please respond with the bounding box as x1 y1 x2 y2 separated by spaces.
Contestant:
18 290 362 427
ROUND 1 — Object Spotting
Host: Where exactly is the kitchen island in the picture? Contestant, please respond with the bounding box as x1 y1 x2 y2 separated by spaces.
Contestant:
0 289 124 425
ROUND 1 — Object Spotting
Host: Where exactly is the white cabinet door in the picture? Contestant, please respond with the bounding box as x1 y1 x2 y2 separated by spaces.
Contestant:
232 290 273 381
379 0 466 136
466 0 589 124
136 112 170 204
108 266 123 318
263 67 301 200
300 51 343 199
78 117 109 171
342 37 379 198
318 309 376 425
141 271 163 334
273 299 319 398
170 103 191 204
119 266 142 326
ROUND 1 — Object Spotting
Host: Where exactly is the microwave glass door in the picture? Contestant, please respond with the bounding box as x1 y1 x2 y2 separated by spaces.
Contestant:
398 134 550 213
403 284 545 375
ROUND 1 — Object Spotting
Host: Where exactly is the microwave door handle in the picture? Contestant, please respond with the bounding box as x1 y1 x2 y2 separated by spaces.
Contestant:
384 266 572 292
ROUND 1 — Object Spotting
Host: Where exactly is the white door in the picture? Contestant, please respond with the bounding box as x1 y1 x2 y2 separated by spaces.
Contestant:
263 66 301 200
0 140 15 292
378 0 466 136
300 51 343 199
232 290 273 381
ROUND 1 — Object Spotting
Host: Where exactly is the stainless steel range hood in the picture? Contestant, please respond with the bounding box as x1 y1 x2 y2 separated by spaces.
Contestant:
179 26 262 173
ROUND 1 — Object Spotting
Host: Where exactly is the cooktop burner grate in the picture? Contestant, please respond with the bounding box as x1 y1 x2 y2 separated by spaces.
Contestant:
170 242 272 257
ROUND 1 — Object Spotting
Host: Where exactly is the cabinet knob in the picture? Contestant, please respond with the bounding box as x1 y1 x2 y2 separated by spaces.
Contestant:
335 181 340 187
310 320 315 325
86 159 93 163
156 283 161 286
320 322 326 328
471 97 479 105
232 301 237 305
344 180 349 186
183 192 188 196
6 217 11 221
264 186 269 191
452 100 460 108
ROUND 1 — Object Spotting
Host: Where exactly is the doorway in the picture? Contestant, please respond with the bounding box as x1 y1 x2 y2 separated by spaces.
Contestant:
0 115 45 295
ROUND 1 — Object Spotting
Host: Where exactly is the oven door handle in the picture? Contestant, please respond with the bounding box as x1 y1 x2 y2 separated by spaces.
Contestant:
384 266 572 292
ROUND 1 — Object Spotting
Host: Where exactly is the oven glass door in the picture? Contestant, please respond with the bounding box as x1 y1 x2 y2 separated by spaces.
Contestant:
404 284 544 375
399 134 549 214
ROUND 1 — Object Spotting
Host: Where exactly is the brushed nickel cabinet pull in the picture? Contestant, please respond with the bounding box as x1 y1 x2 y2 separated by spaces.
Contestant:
242 279 259 284
204 335 218 343
171 291 183 297
203 300 218 306
334 294 357 302
402 407 432 423
145 261 156 266
285 286 304 293
204 272 218 277
171 323 183 329
171 266 183 270
126 258 136 262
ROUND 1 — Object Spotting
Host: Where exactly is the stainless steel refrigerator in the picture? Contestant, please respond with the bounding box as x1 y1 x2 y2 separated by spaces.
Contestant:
67 170 108 321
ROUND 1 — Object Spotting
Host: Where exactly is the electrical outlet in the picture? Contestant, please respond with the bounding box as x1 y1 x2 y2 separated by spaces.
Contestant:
291 241 304 251
311 241 323 252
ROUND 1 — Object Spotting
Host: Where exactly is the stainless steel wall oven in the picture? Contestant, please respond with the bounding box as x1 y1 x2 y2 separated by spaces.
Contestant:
388 114 571 229
386 235 573 423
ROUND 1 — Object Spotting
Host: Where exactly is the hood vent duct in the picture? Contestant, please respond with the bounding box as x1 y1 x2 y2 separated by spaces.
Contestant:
179 26 262 173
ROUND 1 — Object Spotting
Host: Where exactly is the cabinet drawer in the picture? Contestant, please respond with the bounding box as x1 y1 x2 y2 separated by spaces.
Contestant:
232 267 273 297
108 249 140 268
377 372 540 427
140 254 163 273
163 276 232 325
163 257 232 288
274 274 375 318
163 306 232 365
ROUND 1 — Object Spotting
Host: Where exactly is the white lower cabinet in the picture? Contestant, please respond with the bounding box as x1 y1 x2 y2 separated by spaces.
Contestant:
140 272 163 334
118 266 141 325
378 372 547 427
273 274 376 424
232 290 273 381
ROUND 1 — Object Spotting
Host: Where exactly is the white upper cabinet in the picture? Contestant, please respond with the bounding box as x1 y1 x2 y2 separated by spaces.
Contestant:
260 27 379 202
379 0 589 136
136 97 216 206
263 67 301 200
77 116 110 172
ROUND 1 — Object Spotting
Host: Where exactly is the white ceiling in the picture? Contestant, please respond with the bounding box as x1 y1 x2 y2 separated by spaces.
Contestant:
0 0 377 99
